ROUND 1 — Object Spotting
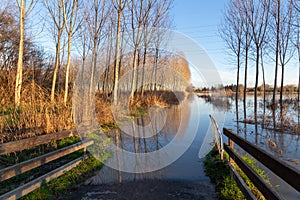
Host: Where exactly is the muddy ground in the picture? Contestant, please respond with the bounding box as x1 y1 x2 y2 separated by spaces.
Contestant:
62 180 217 200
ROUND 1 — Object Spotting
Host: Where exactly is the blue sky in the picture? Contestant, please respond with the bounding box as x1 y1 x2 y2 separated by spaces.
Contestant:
171 0 299 88
27 0 299 88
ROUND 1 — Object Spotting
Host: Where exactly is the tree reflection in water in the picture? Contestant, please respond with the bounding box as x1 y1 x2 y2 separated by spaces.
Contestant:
88 97 191 184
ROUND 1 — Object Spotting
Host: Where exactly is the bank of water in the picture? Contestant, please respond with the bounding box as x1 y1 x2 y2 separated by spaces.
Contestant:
85 94 299 199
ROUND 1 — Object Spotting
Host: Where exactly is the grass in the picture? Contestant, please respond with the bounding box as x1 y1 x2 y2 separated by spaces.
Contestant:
0 137 109 199
204 147 269 200
100 123 119 133
0 136 81 169
0 131 111 199
17 131 112 199
0 136 82 195
204 148 244 200
20 155 104 200
0 89 187 199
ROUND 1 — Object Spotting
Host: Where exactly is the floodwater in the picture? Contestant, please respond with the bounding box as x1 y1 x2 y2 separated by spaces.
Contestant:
86 94 300 200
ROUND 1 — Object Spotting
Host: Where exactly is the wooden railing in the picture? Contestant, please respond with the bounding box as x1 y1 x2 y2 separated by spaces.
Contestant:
0 129 94 200
223 128 300 200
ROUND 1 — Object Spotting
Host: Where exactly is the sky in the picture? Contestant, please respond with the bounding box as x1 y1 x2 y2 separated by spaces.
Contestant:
171 0 299 88
13 0 298 89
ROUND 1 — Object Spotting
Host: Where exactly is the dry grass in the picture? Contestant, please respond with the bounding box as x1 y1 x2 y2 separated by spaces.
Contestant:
130 91 185 108
94 93 115 125
94 91 186 125
0 85 187 143
0 83 74 143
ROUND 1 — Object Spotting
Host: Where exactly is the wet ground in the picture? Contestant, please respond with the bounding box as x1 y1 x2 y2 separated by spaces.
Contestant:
63 180 217 200
62 97 217 200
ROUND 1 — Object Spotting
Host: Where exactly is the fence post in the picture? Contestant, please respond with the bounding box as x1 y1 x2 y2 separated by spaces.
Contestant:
228 137 234 164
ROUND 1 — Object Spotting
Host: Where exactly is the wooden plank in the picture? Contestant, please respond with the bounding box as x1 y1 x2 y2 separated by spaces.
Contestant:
223 128 300 192
0 129 78 155
0 140 93 181
228 164 256 200
224 145 281 200
229 138 234 164
0 156 86 200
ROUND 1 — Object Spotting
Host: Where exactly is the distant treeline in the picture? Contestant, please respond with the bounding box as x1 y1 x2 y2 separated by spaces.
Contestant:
195 84 299 94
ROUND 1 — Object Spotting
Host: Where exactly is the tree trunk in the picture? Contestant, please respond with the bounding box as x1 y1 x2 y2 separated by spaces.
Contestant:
279 64 284 127
15 0 25 109
261 49 266 127
51 38 61 103
141 47 147 96
243 45 248 121
236 42 241 121
153 48 159 92
280 64 284 106
272 0 280 128
273 0 280 106
254 45 260 122
104 26 112 97
90 41 97 101
297 44 300 128
62 0 78 105
64 32 72 105
298 49 300 127
130 48 138 99
113 1 122 105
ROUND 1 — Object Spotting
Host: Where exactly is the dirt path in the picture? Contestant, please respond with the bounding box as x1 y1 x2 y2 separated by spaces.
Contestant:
62 180 217 200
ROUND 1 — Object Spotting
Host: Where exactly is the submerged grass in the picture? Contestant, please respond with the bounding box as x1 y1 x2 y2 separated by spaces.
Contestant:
204 147 269 200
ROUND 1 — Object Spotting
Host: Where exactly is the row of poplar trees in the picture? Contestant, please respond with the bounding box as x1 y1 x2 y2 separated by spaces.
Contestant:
1 0 189 110
221 0 300 122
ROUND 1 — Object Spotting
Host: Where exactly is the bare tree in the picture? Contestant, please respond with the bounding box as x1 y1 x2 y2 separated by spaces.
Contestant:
129 0 144 99
86 0 109 99
272 0 281 106
15 0 35 108
76 4 92 86
112 0 127 105
140 0 154 96
45 0 65 103
245 0 270 121
278 0 294 106
151 0 173 93
62 0 79 105
140 0 173 95
293 1 300 124
220 0 244 121
242 3 252 121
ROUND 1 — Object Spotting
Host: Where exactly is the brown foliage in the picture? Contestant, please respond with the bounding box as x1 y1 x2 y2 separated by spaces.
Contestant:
0 82 74 143
129 91 185 110
94 93 115 125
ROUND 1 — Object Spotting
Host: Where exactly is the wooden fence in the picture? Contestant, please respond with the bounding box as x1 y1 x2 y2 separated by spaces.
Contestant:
223 128 300 200
0 129 94 200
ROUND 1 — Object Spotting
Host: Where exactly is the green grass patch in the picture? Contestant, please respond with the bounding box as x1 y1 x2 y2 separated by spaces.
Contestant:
0 136 84 195
100 123 119 133
129 107 148 117
1 130 110 199
18 132 112 199
21 155 104 200
204 148 244 200
0 150 84 195
0 136 81 169
204 147 269 200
